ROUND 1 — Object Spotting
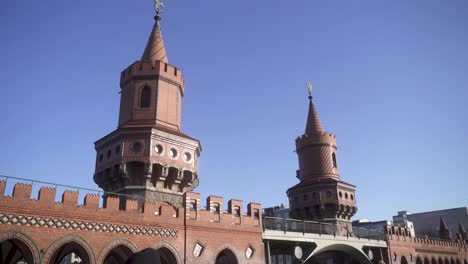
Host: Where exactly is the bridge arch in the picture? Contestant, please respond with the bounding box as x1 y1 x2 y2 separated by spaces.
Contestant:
0 230 40 264
311 243 371 264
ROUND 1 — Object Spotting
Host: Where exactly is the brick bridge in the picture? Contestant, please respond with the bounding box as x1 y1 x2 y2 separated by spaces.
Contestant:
0 177 263 264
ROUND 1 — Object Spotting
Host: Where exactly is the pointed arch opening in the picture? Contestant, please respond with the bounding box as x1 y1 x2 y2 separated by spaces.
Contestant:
0 238 35 264
139 86 151 108
216 248 238 264
416 257 423 264
157 247 178 264
49 241 91 264
332 152 337 168
401 256 408 264
103 244 134 264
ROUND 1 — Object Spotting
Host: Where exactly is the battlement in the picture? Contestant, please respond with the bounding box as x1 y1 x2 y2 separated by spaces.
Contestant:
0 180 262 232
295 131 337 150
120 60 184 91
184 192 262 230
385 225 466 249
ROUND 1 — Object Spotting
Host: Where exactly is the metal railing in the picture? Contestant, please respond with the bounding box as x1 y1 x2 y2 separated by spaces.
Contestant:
263 216 387 241
0 175 144 202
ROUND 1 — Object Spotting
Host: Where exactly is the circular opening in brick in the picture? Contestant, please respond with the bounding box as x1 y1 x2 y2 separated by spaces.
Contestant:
169 148 178 158
183 152 192 162
155 144 163 155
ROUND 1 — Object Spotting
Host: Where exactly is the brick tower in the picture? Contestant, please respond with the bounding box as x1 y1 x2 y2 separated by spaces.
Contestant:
287 84 357 235
93 5 201 206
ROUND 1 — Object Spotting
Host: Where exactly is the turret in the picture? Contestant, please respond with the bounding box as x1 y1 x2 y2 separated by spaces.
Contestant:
287 83 357 236
93 2 201 207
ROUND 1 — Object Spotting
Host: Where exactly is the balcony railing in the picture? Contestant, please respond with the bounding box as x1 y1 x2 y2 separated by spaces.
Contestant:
263 216 387 241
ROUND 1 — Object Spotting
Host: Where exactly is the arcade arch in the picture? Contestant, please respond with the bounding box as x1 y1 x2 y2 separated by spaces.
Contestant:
157 247 178 264
103 244 135 264
216 248 238 264
401 256 408 264
0 231 40 264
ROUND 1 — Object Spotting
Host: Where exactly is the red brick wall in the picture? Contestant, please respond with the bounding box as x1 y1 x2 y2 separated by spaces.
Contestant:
0 181 263 264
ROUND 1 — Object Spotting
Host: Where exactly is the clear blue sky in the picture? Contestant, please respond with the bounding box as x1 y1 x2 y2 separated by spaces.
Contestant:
1 0 467 221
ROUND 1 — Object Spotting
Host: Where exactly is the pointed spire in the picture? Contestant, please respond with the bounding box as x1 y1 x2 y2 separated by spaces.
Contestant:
141 0 168 63
439 217 452 240
305 82 324 135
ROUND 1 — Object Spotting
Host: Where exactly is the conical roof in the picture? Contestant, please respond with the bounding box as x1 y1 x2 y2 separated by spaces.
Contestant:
305 98 324 135
141 21 168 63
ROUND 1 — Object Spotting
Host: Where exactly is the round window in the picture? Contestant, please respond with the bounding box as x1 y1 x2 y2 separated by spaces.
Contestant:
154 144 163 155
131 142 143 153
169 148 178 158
183 152 192 162
345 193 348 199
326 191 332 198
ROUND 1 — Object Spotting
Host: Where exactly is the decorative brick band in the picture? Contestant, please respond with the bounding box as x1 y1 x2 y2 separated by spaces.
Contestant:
0 213 178 237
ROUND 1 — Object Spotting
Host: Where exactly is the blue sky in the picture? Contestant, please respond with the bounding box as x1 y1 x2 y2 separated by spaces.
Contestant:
1 0 467 221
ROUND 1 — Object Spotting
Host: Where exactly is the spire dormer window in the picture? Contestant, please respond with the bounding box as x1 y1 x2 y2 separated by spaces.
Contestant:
139 86 151 108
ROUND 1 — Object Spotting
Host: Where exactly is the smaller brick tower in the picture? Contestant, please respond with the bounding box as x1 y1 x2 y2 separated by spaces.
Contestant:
93 5 201 207
287 83 357 235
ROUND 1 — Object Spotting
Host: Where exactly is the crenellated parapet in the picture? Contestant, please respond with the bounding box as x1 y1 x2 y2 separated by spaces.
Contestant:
0 181 262 234
295 132 337 151
385 225 468 259
184 192 262 231
120 61 184 95
0 181 183 229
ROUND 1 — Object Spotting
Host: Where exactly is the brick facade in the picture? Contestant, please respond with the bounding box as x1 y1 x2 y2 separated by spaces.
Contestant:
0 181 263 263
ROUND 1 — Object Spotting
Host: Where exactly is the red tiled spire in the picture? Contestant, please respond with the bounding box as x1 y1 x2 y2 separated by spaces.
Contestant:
305 96 324 135
141 18 168 63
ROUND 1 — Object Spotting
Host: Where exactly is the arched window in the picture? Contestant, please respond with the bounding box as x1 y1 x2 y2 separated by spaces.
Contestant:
139 86 151 108
332 152 337 168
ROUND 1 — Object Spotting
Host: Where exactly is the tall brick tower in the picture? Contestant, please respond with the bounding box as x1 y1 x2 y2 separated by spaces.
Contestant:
287 83 357 235
93 4 201 206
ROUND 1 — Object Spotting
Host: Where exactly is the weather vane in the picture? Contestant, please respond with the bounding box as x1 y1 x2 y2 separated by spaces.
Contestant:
154 0 165 16
306 81 313 99
154 0 165 27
